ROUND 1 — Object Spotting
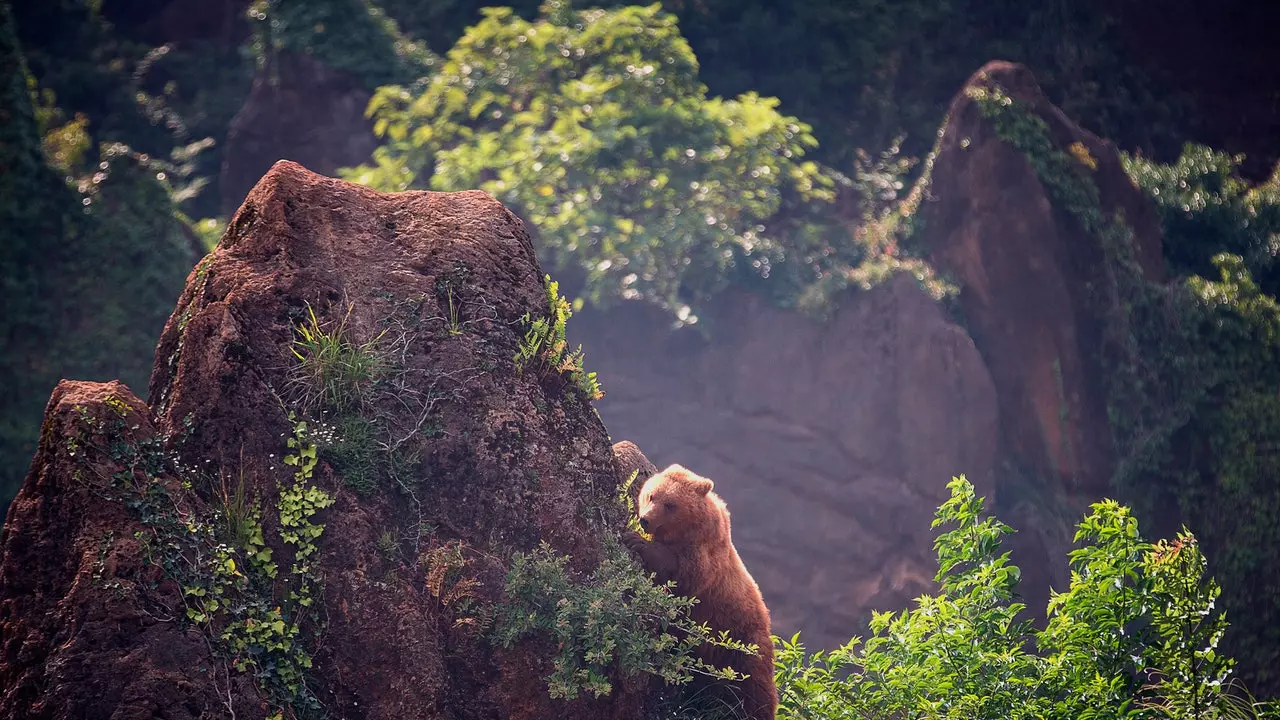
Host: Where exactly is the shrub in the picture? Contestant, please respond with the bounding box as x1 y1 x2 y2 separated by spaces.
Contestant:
1124 145 1280 293
774 476 1279 720
496 536 753 701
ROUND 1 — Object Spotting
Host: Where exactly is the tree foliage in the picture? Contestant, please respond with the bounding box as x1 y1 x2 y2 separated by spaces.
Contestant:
1103 148 1280 693
775 476 1278 720
344 1 929 323
247 0 436 91
1125 146 1280 294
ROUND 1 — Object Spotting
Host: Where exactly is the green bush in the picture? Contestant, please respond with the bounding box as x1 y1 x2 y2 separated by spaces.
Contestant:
496 536 754 701
774 476 1278 720
1124 145 1280 294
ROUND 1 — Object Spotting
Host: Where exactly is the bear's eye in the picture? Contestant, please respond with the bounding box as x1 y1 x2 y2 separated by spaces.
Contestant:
663 501 677 511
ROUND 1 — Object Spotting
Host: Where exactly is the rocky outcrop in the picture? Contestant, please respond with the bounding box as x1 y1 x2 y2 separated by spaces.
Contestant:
576 275 1001 652
1 161 652 719
918 60 1164 499
575 61 1170 650
219 54 379 217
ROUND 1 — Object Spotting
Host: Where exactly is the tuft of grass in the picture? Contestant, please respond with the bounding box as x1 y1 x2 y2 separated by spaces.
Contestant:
214 465 257 550
442 281 464 336
289 302 386 413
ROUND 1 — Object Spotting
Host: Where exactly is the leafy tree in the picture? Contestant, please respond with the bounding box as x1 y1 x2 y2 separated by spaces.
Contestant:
344 0 923 323
774 476 1278 720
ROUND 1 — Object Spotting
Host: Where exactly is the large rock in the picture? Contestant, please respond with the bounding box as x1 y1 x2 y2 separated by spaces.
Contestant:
576 274 1000 651
1 161 649 719
918 60 1164 499
0 381 265 717
219 53 378 217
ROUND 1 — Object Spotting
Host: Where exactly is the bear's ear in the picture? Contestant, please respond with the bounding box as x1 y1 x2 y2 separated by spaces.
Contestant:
691 475 714 496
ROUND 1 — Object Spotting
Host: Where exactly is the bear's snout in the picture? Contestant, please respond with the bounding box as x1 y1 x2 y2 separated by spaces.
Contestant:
638 517 651 531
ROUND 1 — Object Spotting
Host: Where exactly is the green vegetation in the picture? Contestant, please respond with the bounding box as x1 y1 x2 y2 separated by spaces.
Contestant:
345 1 936 323
497 536 755 701
971 81 1280 698
774 476 1277 720
1125 146 1280 293
6 0 1280 710
289 303 387 414
513 275 603 401
179 418 332 716
368 0 1196 174
0 2 198 506
65 399 330 718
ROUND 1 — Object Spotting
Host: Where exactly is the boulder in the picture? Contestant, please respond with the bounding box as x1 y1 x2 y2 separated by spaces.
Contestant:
918 60 1164 498
1 161 650 719
576 273 1001 652
219 53 378 217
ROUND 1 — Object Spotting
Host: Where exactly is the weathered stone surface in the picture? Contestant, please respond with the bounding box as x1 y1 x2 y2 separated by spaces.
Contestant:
2 161 650 719
918 60 1164 499
0 381 264 719
576 274 1000 651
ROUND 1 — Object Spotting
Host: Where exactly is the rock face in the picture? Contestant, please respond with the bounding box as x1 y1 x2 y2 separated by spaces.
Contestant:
0 381 265 717
575 61 1168 650
219 54 378 217
576 275 1001 651
1 161 650 719
918 60 1164 499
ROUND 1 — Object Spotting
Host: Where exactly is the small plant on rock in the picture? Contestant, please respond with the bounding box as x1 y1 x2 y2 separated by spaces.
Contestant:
513 275 603 401
289 302 386 413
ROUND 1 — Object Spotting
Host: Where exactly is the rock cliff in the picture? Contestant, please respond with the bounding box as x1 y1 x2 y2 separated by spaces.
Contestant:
577 276 1000 651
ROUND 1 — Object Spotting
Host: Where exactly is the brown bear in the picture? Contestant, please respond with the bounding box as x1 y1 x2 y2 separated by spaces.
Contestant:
624 463 776 720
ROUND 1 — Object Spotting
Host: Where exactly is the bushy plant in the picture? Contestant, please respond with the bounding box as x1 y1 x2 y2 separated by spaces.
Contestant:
1124 145 1280 291
497 536 754 701
774 476 1278 720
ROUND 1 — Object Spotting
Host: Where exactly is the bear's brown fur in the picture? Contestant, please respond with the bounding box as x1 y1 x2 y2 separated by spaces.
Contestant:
624 464 776 720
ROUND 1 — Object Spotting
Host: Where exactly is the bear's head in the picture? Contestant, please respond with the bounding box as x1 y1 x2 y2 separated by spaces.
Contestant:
636 464 720 544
